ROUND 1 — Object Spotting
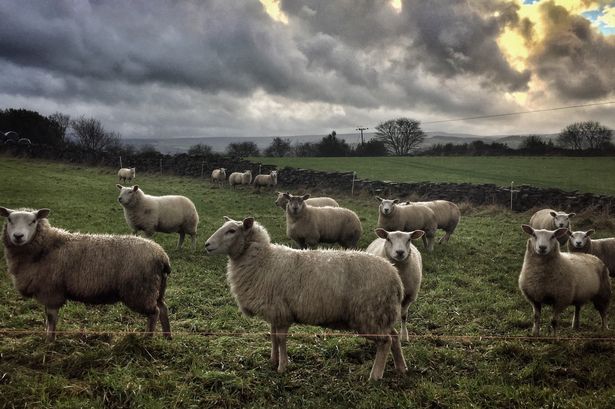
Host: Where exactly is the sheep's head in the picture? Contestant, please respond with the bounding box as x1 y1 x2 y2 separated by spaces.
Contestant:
117 185 140 206
376 197 399 216
284 193 309 215
549 211 575 229
270 170 278 180
205 216 254 257
375 228 424 262
130 167 136 175
568 229 594 249
522 225 568 255
274 192 290 209
0 207 50 246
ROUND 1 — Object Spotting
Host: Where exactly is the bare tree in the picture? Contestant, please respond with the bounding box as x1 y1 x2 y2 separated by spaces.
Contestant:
48 112 70 144
71 116 120 152
374 118 425 155
264 137 292 157
557 121 613 151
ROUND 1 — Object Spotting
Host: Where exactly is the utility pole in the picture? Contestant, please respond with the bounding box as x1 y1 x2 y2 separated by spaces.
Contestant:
356 127 368 146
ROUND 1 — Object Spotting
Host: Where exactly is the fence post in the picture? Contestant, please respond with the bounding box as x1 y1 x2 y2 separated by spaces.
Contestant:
259 164 262 175
160 158 163 176
201 160 205 178
119 156 122 169
351 171 356 196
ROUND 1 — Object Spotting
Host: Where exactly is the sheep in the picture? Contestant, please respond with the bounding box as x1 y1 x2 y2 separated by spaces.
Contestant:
403 200 460 243
529 209 575 245
376 197 437 252
274 191 339 210
284 193 362 249
568 230 615 277
228 170 252 188
116 184 199 249
366 228 424 343
211 168 226 188
0 207 171 341
117 167 136 183
253 170 278 192
204 216 407 380
518 225 611 336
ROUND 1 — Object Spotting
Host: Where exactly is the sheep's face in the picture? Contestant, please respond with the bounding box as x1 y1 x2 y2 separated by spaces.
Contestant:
0 208 50 246
274 192 289 209
284 193 309 216
375 228 424 262
549 211 574 229
205 217 254 256
522 225 568 255
377 197 399 216
568 230 593 249
117 185 140 206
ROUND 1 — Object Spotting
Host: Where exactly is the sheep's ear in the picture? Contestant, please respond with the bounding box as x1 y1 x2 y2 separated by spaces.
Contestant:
132 185 139 192
393 199 400 204
549 211 557 218
223 216 233 222
116 184 123 190
586 229 595 237
568 212 576 218
410 230 425 240
283 193 291 199
374 228 388 239
375 196 383 202
36 208 50 219
567 230 573 236
243 217 254 230
302 194 310 200
0 207 14 218
521 224 535 236
553 228 569 240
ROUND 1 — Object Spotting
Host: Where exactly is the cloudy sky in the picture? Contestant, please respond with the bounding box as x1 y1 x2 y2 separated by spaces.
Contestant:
0 0 614 139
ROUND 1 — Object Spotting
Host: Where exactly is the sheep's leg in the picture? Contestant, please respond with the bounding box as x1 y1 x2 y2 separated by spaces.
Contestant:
190 233 197 251
276 326 289 373
572 305 581 330
45 307 59 342
146 306 160 336
369 335 392 381
599 309 609 331
531 302 542 336
390 329 407 374
439 231 451 244
270 324 279 367
177 232 185 249
550 306 565 337
400 306 409 342
158 300 171 339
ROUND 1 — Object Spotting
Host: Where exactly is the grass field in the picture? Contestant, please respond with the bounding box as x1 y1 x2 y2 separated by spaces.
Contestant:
255 156 615 195
1 156 615 408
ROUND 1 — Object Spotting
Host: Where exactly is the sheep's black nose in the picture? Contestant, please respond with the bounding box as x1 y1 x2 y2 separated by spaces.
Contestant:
396 250 405 257
13 233 24 241
204 242 211 248
575 241 582 247
539 245 547 252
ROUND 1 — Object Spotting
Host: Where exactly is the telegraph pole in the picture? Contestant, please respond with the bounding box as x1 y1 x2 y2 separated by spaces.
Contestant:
356 127 368 145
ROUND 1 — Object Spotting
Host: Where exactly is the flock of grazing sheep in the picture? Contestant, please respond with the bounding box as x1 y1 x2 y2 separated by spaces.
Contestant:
1 166 614 381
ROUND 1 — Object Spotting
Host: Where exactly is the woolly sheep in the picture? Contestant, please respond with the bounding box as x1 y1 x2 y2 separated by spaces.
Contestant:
228 170 252 188
116 185 199 249
253 170 278 192
366 228 424 342
274 191 339 210
529 209 575 245
0 207 171 341
376 197 437 252
518 225 610 336
117 167 136 183
568 230 615 277
403 200 460 243
204 216 407 380
211 168 226 187
284 193 362 249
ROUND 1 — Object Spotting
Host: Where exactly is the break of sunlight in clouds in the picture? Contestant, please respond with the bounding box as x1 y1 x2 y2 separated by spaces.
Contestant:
260 0 289 24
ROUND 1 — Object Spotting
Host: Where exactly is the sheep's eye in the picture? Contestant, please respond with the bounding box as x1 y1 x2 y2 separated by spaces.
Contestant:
227 229 236 234
30 220 36 225
385 238 391 242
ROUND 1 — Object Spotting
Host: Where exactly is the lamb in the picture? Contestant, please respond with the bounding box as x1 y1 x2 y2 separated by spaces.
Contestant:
253 170 278 192
376 197 437 252
568 230 615 277
228 170 252 188
117 167 136 183
403 200 460 243
204 216 407 380
211 168 226 188
529 209 575 245
366 228 424 342
284 193 362 249
518 225 611 336
274 191 339 210
116 184 199 249
0 207 171 341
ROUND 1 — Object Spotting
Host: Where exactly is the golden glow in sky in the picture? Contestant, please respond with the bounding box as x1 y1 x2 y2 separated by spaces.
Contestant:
260 0 288 24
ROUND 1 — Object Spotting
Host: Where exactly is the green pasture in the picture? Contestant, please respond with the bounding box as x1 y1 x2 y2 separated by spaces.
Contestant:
1 156 615 408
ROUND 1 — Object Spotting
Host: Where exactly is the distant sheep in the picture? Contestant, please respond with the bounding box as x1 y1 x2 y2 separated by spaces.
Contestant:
204 216 407 380
529 209 575 245
229 170 252 188
211 168 227 188
519 225 610 336
366 228 424 342
403 200 460 243
568 230 615 277
376 197 437 252
117 167 136 183
0 207 171 341
274 191 339 210
284 193 362 249
253 170 278 192
117 185 199 249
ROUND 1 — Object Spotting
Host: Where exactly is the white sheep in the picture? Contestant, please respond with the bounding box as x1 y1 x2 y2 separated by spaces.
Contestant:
274 191 339 210
116 184 199 249
204 216 407 380
568 230 615 277
518 225 611 336
211 168 227 188
253 170 278 192
0 207 172 341
529 209 575 245
117 167 136 183
403 200 460 243
366 228 424 342
228 170 252 188
284 193 362 249
376 197 437 252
